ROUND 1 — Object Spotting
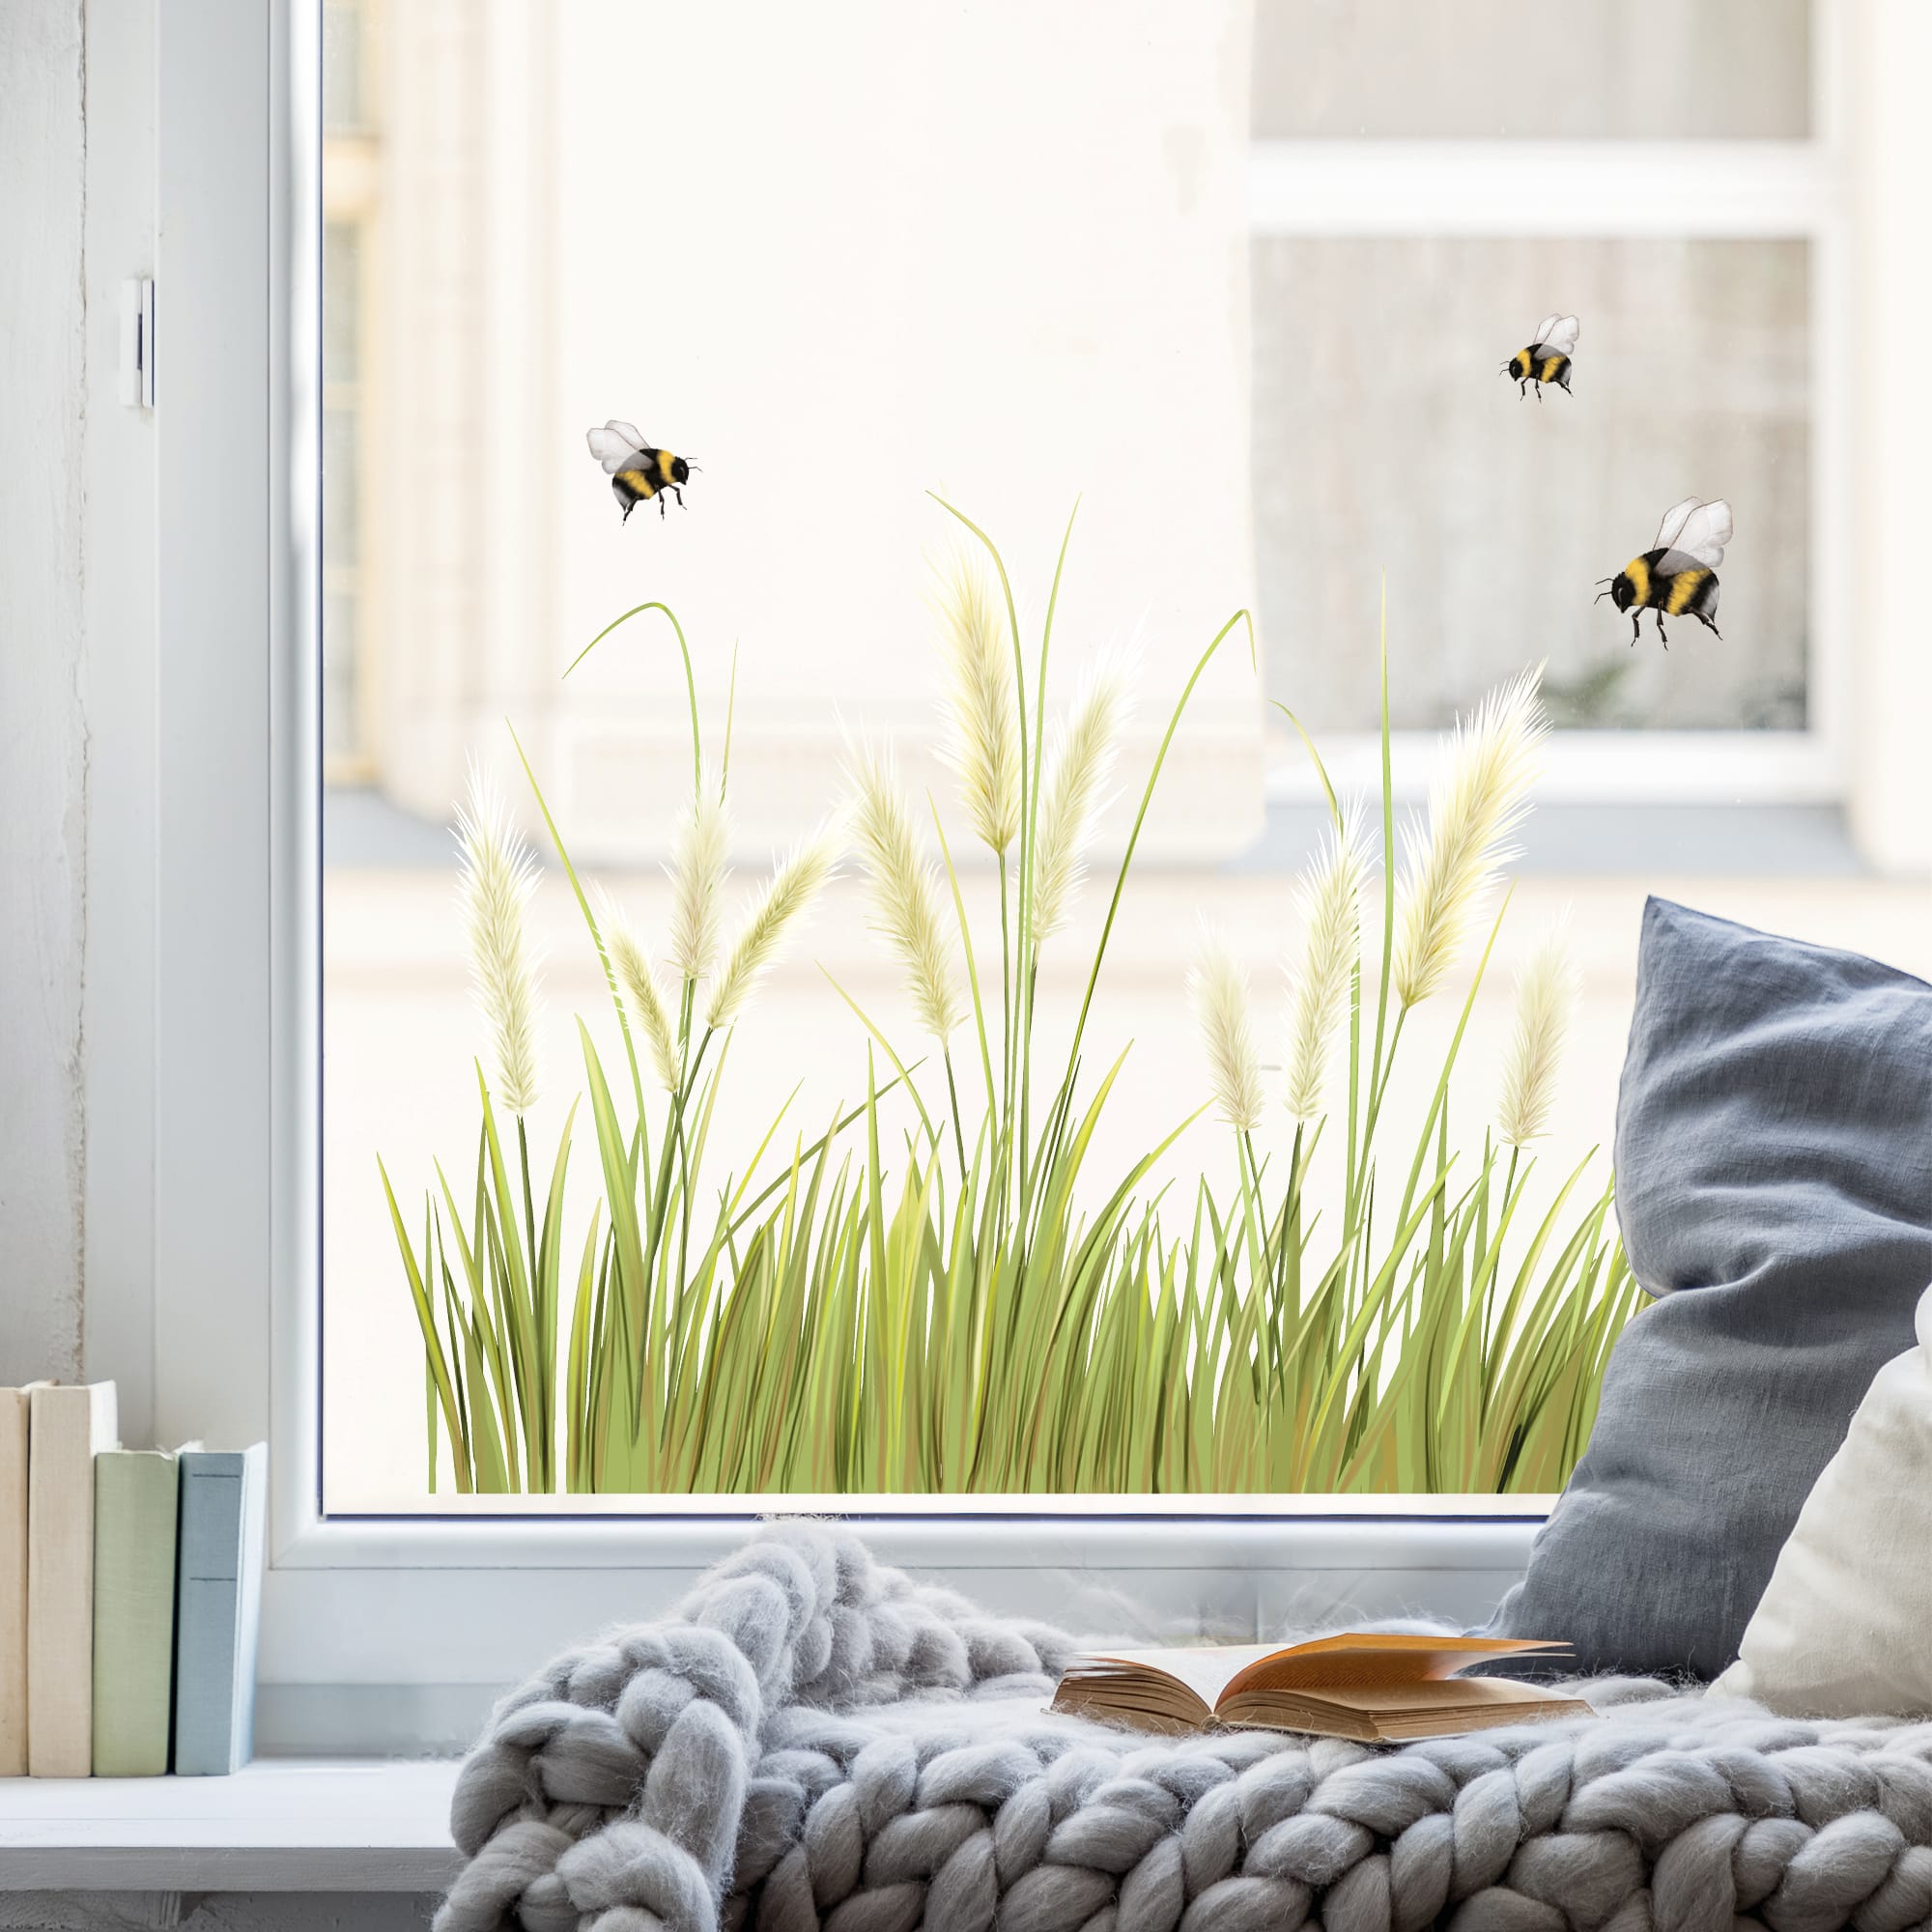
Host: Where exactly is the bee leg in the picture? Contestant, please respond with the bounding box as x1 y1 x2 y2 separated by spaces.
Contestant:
1534 384 1543 402
1697 611 1723 639
658 496 668 518
671 486 685 507
621 500 635 525
1655 611 1670 649
1630 614 1640 646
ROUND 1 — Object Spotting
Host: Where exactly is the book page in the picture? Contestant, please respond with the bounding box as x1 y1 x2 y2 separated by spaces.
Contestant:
1066 1634 1567 1711
1279 1677 1574 1715
1073 1643 1281 1707
1223 1634 1565 1702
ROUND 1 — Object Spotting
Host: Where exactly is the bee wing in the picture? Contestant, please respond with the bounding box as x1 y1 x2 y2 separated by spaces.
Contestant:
1541 315 1579 355
1532 314 1563 346
1653 497 1702 551
1656 497 1732 567
586 421 648 473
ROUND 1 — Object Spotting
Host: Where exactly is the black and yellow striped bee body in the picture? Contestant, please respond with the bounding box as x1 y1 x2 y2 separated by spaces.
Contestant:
1502 313 1578 399
1599 498 1732 647
1508 345 1573 393
1609 550 1720 645
612 447 690 522
585 420 698 524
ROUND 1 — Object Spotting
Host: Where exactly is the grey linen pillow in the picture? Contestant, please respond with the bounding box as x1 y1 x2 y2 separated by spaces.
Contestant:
1484 896 1932 1680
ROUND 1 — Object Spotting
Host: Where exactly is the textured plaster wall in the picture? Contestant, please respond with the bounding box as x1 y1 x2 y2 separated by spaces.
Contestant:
0 0 87 1387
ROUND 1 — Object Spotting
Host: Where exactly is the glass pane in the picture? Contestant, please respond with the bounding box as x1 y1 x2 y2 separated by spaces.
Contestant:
322 219 363 763
317 7 1828 1520
323 0 369 134
1254 0 1811 140
1252 237 1809 731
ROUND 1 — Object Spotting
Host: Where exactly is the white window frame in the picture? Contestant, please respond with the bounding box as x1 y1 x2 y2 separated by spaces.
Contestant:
97 0 1929 1748
1251 4 1852 810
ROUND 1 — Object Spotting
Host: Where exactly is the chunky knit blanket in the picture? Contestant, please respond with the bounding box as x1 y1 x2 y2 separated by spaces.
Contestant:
437 1523 1932 1932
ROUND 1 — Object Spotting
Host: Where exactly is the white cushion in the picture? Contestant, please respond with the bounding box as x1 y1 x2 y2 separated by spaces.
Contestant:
1716 1284 1932 1716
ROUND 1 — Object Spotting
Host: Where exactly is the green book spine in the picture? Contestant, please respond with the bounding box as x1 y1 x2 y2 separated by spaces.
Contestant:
90 1453 181 1776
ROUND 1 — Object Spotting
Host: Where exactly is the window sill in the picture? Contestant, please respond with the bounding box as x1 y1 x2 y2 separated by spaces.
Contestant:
0 1759 460 1894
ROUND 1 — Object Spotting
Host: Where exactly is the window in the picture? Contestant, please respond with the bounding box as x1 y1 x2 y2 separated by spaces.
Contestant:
113 0 1932 1747
304 0 1868 1522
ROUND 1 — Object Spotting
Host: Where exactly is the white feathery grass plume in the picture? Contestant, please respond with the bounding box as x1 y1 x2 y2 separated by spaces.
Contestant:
932 548 1022 857
666 777 729 984
706 819 843 1030
1496 916 1580 1150
1032 651 1133 946
1392 665 1548 1010
1190 926 1264 1133
1283 802 1368 1122
592 886 682 1094
846 742 965 1040
454 765 544 1115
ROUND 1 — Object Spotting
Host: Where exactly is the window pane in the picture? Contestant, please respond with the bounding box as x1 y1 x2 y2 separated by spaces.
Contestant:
323 0 369 134
316 7 1822 1520
1253 0 1811 140
1252 237 1809 731
322 219 363 763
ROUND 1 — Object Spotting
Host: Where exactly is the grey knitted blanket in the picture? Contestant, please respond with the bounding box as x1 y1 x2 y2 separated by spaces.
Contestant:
437 1523 1932 1932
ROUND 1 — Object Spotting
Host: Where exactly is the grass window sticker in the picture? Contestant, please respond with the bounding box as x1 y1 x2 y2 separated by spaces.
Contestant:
380 511 1635 1499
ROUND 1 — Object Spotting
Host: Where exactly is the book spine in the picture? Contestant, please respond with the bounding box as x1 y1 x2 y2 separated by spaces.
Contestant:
25 1383 118 1777
229 1443 267 1771
173 1448 264 1776
91 1455 180 1776
0 1392 26 1776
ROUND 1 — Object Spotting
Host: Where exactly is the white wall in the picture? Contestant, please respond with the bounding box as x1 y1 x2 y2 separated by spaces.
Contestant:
0 1 87 1390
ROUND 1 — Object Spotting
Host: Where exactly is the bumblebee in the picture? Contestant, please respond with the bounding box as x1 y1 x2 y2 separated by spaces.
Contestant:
585 419 697 522
1502 314 1578 398
1597 497 1731 647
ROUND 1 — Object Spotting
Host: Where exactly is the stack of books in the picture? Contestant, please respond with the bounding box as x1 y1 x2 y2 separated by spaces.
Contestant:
1 1381 267 1778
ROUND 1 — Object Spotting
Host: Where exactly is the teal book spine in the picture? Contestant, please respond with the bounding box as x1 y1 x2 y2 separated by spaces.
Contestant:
171 1445 267 1776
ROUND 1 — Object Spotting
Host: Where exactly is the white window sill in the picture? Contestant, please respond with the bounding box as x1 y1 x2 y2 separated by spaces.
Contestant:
0 1759 460 1894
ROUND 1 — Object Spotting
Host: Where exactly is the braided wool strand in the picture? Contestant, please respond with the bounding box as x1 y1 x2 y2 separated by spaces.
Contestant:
437 1522 1932 1932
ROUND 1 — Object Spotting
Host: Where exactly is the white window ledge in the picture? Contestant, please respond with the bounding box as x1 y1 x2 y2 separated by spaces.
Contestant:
0 1760 460 1894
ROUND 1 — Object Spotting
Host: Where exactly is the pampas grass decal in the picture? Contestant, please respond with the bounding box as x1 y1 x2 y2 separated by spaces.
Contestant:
1392 667 1547 1011
707 822 841 1030
594 888 682 1094
1283 803 1366 1123
667 780 728 986
848 743 965 1041
1498 919 1579 1150
1032 654 1129 946
1191 930 1264 1133
455 765 544 1114
384 518 1632 1503
934 549 1023 858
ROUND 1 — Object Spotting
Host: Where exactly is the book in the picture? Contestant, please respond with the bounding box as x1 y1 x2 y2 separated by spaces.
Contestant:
1049 1633 1593 1743
25 1382 120 1776
92 1447 190 1776
1 1385 42 1776
173 1444 267 1776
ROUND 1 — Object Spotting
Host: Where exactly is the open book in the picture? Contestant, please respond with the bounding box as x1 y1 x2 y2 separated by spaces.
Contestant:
1050 1634 1591 1742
